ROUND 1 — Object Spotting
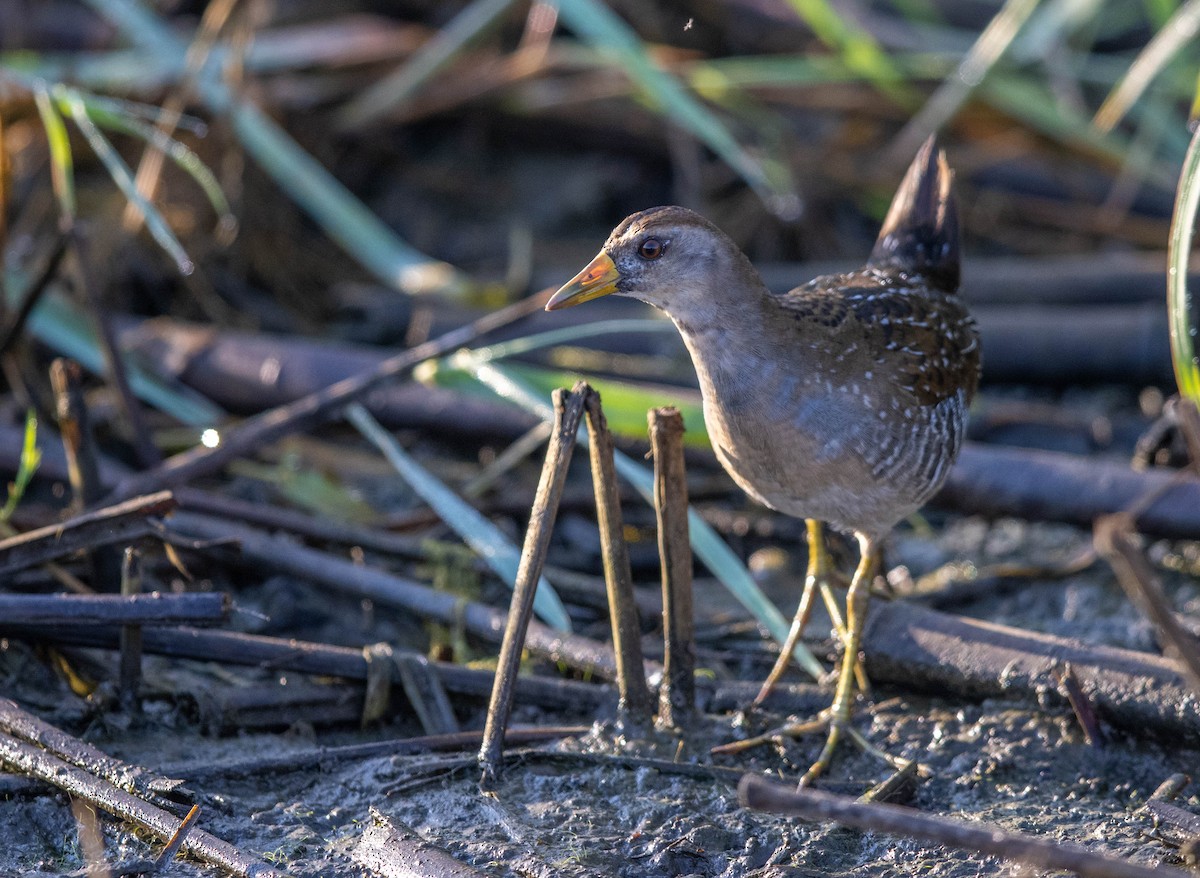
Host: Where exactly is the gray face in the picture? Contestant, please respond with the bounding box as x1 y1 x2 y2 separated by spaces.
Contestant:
602 210 752 317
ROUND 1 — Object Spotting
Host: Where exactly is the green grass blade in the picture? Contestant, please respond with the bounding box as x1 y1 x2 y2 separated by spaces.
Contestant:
1094 0 1200 133
81 98 234 232
338 0 520 129
0 411 42 522
450 352 824 680
1167 121 1200 404
32 84 76 219
891 0 1042 160
58 86 195 275
345 402 572 633
82 0 469 296
783 0 916 105
554 0 796 212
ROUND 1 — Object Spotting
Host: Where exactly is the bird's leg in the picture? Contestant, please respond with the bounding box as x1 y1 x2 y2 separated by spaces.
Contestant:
798 532 877 788
752 519 829 706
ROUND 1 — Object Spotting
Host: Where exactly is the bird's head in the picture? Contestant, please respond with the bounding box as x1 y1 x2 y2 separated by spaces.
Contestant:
546 206 758 315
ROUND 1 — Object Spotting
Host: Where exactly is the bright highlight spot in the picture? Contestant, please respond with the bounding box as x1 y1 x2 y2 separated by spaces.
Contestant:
200 428 221 448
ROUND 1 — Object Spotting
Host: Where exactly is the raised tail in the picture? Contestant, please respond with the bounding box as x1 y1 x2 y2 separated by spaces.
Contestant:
867 135 959 292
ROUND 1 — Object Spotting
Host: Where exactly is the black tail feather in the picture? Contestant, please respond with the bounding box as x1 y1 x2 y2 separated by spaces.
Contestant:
868 135 959 292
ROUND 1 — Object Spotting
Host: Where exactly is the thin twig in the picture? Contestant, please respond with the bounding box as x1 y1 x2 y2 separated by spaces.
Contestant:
479 384 586 789
165 510 635 680
0 731 278 878
107 289 551 502
0 227 68 358
68 228 161 468
739 774 1188 878
153 803 201 871
4 625 612 714
1094 513 1200 699
0 491 175 576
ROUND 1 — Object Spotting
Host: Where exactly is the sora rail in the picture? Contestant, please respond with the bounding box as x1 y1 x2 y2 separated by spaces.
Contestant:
545 137 980 785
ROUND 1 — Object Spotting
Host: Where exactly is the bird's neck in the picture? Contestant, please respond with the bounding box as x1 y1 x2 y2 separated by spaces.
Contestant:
666 283 780 406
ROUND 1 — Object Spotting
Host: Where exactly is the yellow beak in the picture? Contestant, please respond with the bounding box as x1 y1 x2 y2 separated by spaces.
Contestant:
545 253 620 310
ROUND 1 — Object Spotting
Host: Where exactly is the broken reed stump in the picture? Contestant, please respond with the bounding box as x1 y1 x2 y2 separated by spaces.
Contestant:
650 406 695 727
584 387 652 722
479 385 587 790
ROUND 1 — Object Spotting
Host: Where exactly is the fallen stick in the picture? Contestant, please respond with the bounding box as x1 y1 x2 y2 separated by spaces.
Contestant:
165 510 640 681
3 625 612 712
0 731 280 878
0 696 190 805
0 491 176 576
936 443 1200 540
739 774 1186 878
863 599 1200 743
107 291 550 502
354 808 493 878
0 591 228 626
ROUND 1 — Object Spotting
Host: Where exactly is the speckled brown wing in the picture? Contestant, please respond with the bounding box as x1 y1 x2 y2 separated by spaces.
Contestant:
775 267 981 409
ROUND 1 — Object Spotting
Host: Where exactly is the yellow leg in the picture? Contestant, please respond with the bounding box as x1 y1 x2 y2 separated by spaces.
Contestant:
799 532 877 788
753 519 829 705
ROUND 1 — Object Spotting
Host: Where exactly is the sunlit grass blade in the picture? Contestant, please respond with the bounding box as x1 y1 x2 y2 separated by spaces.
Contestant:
890 0 1041 162
783 0 916 105
82 0 470 297
80 95 235 234
338 0 519 129
32 84 76 219
1094 0 1200 133
346 402 572 633
1167 121 1200 404
425 357 709 448
1 254 224 424
0 411 42 522
449 352 825 680
554 0 796 212
58 86 194 275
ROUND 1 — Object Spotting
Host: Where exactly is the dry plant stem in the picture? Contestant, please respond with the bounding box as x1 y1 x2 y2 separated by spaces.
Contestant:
584 387 652 721
123 0 238 232
479 385 586 790
166 510 635 680
68 229 160 469
0 490 176 576
51 357 123 588
118 548 143 712
0 697 190 805
0 228 67 358
155 803 202 870
650 406 695 727
1174 398 1200 471
0 732 279 878
108 290 552 502
354 808 491 878
739 774 1187 878
175 488 644 617
1094 513 1200 697
0 591 226 626
50 358 105 509
6 625 611 714
169 726 589 784
1056 662 1104 747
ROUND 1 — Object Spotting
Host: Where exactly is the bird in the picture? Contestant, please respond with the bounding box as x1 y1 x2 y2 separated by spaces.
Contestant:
544 136 980 785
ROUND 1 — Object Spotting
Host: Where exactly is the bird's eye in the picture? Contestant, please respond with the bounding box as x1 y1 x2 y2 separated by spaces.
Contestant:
638 237 666 260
